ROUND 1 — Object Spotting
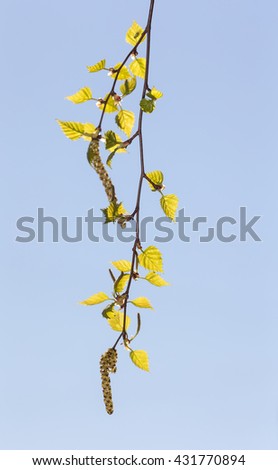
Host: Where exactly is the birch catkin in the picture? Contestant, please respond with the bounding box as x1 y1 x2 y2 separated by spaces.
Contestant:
87 138 117 204
100 348 118 415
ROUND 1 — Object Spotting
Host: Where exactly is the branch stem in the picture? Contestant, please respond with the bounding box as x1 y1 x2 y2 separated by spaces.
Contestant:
111 0 155 346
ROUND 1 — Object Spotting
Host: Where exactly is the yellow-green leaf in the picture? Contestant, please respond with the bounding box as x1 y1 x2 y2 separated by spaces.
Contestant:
146 170 164 191
140 98 155 113
80 292 110 306
138 245 163 273
83 123 96 135
145 272 169 287
106 148 118 168
108 311 130 332
110 63 131 80
112 260 132 272
102 303 116 319
130 297 153 309
160 194 179 221
87 59 106 73
120 77 137 96
105 130 118 149
102 201 127 223
98 94 118 113
111 133 127 153
149 86 163 99
66 87 92 104
105 310 115 319
130 350 149 372
82 123 97 141
114 274 130 293
129 313 141 342
129 58 146 79
56 120 86 140
126 20 145 46
115 110 135 137
104 131 127 154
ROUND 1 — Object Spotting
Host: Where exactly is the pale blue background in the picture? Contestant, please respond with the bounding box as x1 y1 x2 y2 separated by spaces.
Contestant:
1 0 277 449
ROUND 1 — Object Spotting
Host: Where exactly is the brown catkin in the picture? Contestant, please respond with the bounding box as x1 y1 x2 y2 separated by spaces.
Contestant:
87 139 117 204
100 348 118 415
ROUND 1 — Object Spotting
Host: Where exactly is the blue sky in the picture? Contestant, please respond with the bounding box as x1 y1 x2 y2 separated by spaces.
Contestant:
1 0 278 449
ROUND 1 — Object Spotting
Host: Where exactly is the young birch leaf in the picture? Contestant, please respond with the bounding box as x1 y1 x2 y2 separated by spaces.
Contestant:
87 59 106 73
111 137 127 154
115 110 135 137
56 120 87 140
138 246 163 273
110 63 131 80
83 123 97 140
140 98 155 113
146 170 164 191
108 311 131 332
114 273 130 293
102 202 126 223
130 350 149 372
105 130 118 150
102 303 116 319
105 131 127 154
106 149 118 168
79 123 97 141
129 58 146 79
130 297 153 309
145 272 169 287
66 87 92 104
80 292 110 306
106 147 126 167
112 260 132 272
98 94 118 113
120 77 137 96
148 86 163 99
126 21 145 46
130 313 141 342
160 194 179 221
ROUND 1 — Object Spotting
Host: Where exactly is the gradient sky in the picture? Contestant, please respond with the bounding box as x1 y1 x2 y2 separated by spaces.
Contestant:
1 0 278 450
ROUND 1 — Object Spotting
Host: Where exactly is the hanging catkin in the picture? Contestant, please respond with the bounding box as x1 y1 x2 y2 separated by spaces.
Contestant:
87 138 117 204
99 348 118 415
